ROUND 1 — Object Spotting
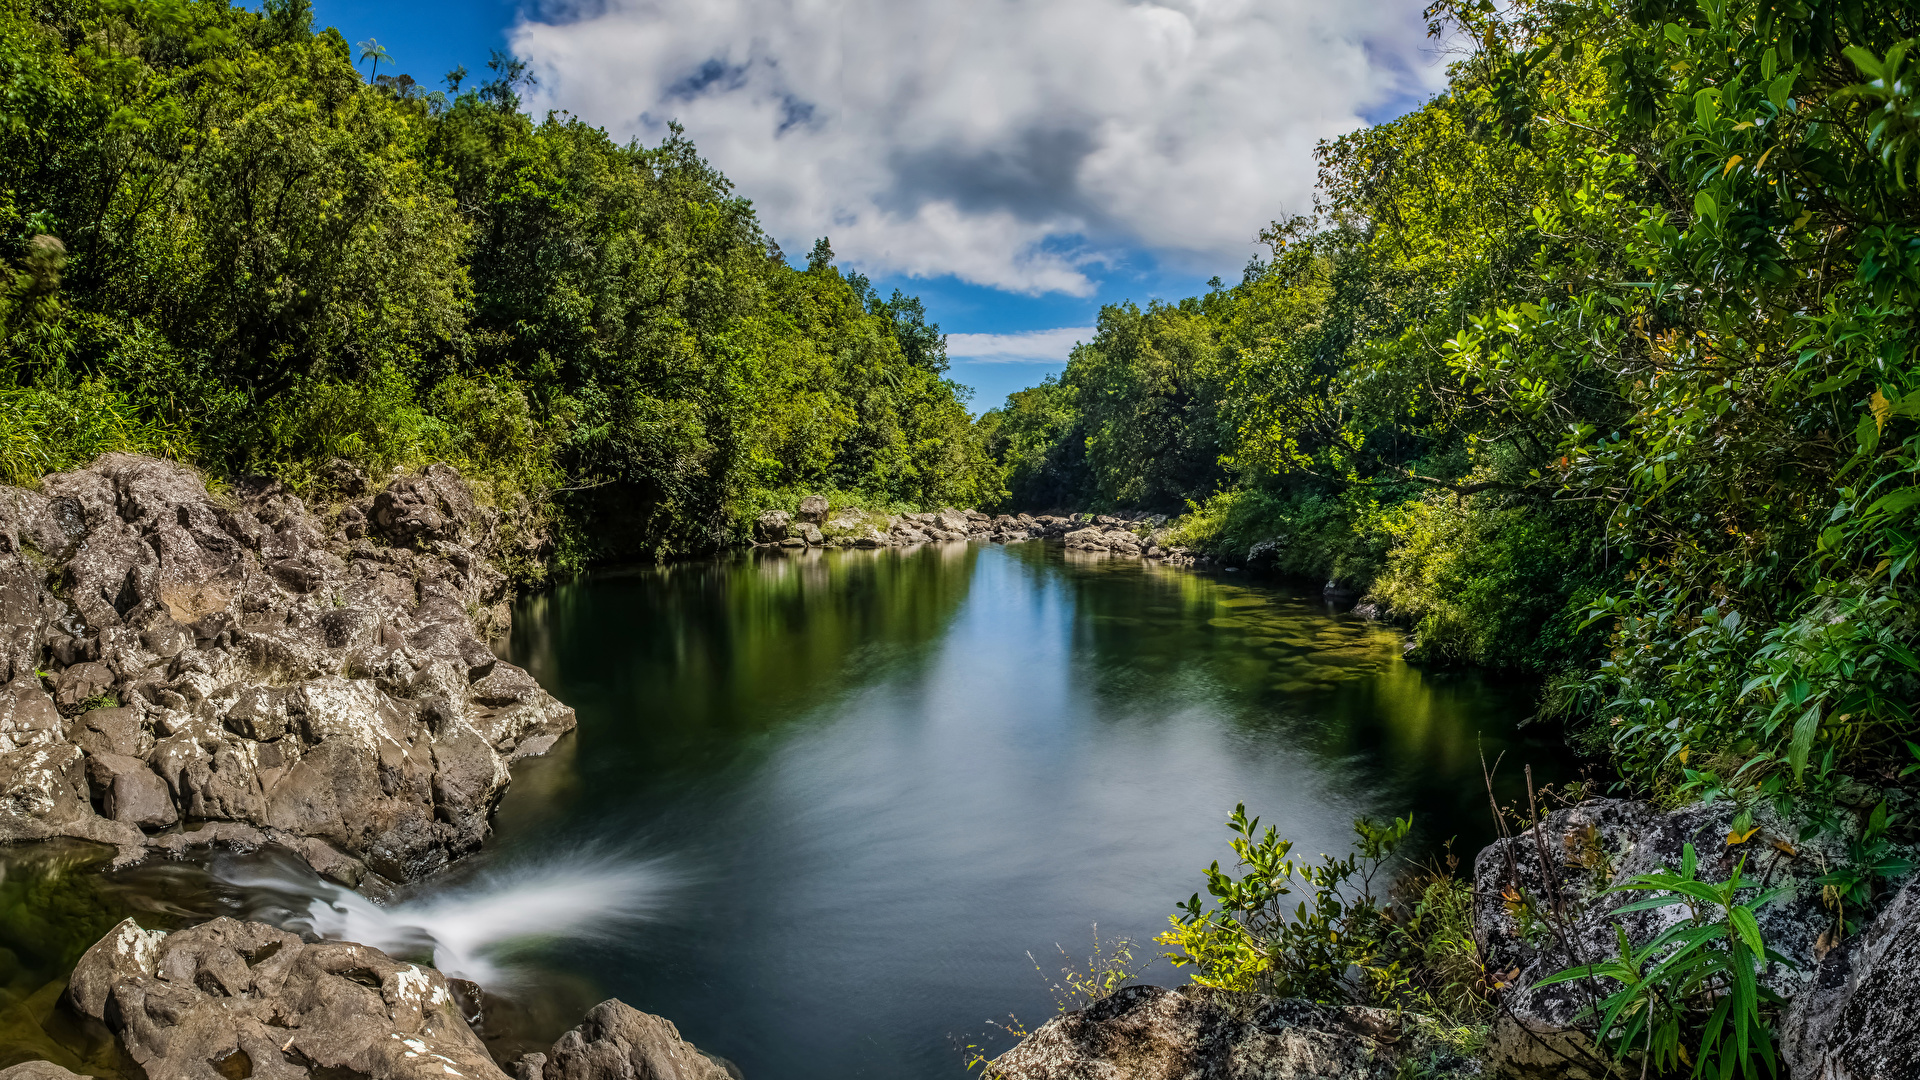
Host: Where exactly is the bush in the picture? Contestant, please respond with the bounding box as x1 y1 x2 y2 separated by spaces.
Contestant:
1370 493 1605 670
1156 804 1490 1024
0 379 195 485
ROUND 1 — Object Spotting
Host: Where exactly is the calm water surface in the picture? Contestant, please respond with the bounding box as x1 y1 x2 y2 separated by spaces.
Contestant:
0 541 1574 1079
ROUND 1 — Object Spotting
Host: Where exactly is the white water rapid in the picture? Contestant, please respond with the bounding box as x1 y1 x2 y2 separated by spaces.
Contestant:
207 847 675 988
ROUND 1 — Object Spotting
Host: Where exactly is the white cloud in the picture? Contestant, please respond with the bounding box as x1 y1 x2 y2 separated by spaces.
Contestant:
512 0 1446 296
947 326 1096 363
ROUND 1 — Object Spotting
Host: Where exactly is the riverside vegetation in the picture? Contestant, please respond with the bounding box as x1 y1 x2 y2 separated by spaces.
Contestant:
976 0 1920 1077
0 0 1002 575
9 0 1920 1076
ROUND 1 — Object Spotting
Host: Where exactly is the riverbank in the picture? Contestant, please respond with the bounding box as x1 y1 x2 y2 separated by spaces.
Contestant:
750 497 1220 565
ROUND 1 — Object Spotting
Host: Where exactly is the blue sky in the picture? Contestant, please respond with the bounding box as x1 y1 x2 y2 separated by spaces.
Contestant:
310 0 1443 412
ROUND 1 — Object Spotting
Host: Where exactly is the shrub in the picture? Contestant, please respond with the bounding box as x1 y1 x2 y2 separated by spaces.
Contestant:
0 379 195 485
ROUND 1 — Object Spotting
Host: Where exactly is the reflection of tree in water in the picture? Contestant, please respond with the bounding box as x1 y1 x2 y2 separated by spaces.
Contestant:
503 545 983 765
0 841 143 1078
1005 542 1573 859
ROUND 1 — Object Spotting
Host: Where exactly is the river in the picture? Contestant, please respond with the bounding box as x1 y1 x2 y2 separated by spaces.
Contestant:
0 540 1574 1079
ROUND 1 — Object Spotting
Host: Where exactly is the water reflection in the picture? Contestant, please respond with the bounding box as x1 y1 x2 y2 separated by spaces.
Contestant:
0 542 1574 1080
479 542 1571 1078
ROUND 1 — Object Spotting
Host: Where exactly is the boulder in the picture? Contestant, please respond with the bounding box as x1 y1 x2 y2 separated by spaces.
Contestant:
1782 873 1920 1079
69 917 508 1080
0 1065 88 1080
85 751 176 828
0 455 573 884
542 999 730 1080
1246 538 1280 571
753 511 791 543
796 523 824 546
1475 798 1857 1079
988 984 1472 1079
796 495 829 523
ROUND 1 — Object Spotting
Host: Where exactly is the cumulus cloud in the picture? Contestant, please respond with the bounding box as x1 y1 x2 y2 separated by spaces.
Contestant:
512 0 1445 295
947 326 1096 363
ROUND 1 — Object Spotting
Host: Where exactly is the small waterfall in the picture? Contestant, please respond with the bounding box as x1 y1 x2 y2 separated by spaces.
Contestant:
207 847 675 988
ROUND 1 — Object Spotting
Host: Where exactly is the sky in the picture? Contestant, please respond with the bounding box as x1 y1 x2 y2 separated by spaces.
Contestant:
309 0 1450 411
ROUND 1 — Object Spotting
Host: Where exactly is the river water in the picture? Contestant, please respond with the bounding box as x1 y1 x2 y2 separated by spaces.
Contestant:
0 541 1575 1079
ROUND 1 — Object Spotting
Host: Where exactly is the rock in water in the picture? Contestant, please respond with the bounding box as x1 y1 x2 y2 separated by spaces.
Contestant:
0 454 575 886
988 984 1471 1079
541 999 731 1080
1782 873 1920 1079
69 917 510 1080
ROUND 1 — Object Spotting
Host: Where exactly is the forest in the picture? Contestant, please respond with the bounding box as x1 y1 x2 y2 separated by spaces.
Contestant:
0 0 1002 573
4 0 1915 852
982 0 1920 814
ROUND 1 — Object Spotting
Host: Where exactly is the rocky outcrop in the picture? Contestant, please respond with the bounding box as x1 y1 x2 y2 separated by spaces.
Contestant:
0 454 574 888
69 916 507 1080
1782 872 1920 1079
61 919 734 1080
1474 798 1860 1079
986 984 1473 1079
752 498 1192 560
540 999 732 1080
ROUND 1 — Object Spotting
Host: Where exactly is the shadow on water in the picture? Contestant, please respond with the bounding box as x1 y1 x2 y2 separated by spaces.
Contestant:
0 541 1580 1080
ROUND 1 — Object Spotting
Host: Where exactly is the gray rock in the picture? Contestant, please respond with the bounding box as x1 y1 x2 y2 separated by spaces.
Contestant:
796 495 829 523
797 523 824 546
543 999 731 1080
1782 872 1920 1079
753 511 791 543
988 984 1472 1079
70 917 508 1080
1246 538 1280 570
1475 798 1860 1079
0 1064 88 1080
0 455 574 882
85 751 176 828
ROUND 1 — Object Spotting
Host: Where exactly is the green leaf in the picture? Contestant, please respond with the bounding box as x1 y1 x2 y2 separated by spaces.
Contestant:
1768 72 1797 112
1694 190 1719 224
1729 905 1765 958
1791 703 1823 778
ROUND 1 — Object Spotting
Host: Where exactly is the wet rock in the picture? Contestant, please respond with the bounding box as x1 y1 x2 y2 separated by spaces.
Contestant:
796 523 824 546
988 984 1471 1079
0 455 574 883
1475 798 1859 1079
1782 872 1920 1079
70 917 509 1080
543 999 730 1080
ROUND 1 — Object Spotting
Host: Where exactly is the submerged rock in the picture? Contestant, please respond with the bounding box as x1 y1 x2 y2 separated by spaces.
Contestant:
987 984 1473 1079
0 454 575 887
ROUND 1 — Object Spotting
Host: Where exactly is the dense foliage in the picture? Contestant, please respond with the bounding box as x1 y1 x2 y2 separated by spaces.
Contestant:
986 0 1920 813
0 0 1000 570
